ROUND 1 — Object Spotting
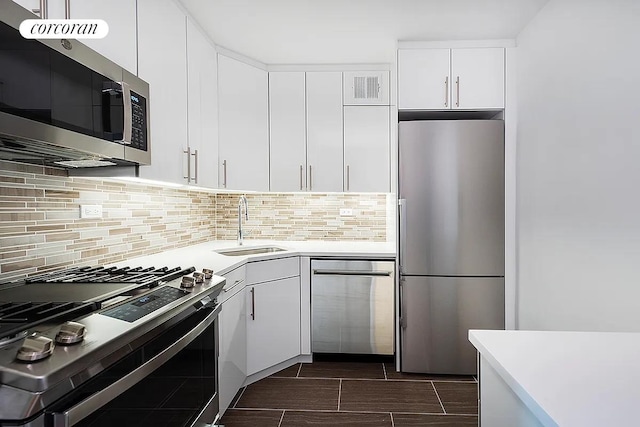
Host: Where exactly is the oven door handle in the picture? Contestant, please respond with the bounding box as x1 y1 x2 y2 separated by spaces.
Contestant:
50 305 220 427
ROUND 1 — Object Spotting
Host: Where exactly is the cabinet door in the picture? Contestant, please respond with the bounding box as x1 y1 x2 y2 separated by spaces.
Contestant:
451 48 505 109
305 72 343 192
186 18 218 188
246 276 301 376
344 106 390 192
12 1 137 74
218 55 269 191
70 0 138 75
269 72 306 192
397 49 450 110
137 0 187 184
219 286 247 415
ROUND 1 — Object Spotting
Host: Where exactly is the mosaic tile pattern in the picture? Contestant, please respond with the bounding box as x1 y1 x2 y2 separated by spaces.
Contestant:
0 161 216 283
215 193 388 242
0 161 391 283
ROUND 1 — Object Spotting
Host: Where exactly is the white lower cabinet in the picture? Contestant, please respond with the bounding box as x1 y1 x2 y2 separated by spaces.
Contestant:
245 258 301 376
219 257 303 412
299 256 312 355
218 266 247 415
246 277 301 375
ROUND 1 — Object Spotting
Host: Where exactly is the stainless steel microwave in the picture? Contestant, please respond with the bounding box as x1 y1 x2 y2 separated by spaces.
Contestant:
0 0 150 168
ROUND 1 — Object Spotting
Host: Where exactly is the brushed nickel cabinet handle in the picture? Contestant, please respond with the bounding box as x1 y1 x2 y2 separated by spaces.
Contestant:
250 287 255 320
222 160 227 188
300 165 304 191
64 0 70 19
183 147 191 182
192 149 198 184
444 75 449 108
346 165 350 191
456 76 460 108
33 0 47 18
308 165 312 191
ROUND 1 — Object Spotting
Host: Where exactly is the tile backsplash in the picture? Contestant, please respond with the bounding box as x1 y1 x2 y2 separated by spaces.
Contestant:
0 161 393 283
215 192 389 241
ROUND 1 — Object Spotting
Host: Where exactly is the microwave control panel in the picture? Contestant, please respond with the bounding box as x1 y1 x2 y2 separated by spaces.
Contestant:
130 91 148 151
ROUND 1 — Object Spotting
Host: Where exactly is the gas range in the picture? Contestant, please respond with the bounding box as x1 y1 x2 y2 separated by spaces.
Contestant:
0 264 225 426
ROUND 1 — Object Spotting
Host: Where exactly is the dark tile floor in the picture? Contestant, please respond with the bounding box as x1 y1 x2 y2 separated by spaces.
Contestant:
219 361 478 427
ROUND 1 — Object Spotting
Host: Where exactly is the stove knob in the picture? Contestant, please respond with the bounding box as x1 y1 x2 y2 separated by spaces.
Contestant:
181 275 195 289
193 272 205 283
55 321 86 345
16 335 54 362
202 268 214 279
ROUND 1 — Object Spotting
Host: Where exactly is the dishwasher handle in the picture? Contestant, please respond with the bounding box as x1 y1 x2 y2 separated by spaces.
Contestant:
312 269 393 277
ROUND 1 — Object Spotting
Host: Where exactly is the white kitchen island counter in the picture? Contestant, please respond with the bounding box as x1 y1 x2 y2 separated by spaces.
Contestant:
469 329 640 427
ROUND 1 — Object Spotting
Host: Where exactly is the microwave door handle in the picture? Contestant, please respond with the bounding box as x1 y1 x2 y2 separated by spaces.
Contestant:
118 81 132 145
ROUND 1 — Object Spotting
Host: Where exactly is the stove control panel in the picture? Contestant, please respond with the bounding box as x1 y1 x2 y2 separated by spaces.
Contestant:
100 286 188 322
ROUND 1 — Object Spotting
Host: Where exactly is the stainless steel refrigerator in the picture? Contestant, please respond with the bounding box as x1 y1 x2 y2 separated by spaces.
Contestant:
398 120 505 375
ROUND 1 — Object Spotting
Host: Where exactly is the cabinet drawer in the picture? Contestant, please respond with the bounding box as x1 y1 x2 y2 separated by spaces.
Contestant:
246 256 299 284
218 265 246 304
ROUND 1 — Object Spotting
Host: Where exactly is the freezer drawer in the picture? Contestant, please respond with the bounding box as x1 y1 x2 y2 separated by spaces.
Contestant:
311 260 395 355
400 276 504 374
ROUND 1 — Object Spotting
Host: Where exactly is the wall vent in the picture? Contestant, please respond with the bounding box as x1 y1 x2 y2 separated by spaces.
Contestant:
353 76 380 99
343 71 389 105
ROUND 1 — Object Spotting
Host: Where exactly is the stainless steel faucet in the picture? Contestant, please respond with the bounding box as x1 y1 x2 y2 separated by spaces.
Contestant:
237 195 249 245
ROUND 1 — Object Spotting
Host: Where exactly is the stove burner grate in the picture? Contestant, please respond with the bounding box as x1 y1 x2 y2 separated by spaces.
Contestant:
25 266 184 284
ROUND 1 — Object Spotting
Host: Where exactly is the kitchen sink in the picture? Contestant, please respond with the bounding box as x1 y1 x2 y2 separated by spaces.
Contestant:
215 246 287 256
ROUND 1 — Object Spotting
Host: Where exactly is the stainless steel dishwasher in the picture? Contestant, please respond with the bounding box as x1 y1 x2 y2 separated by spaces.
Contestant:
311 259 395 355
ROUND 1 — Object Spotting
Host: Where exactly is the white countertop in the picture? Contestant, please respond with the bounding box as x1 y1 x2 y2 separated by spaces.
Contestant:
469 329 640 427
110 239 396 276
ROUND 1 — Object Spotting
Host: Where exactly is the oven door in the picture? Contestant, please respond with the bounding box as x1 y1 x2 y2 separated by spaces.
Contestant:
45 304 220 427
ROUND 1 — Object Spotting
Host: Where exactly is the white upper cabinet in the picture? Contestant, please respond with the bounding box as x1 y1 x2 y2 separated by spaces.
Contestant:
451 48 505 110
269 70 391 193
305 72 344 192
218 54 269 191
398 47 504 110
137 0 188 183
12 0 137 74
67 0 138 75
343 71 390 105
186 18 218 188
398 49 451 110
344 106 390 192
269 72 307 192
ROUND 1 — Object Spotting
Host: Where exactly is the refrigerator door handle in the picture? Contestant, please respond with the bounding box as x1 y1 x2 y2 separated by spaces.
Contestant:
398 199 407 274
399 277 407 329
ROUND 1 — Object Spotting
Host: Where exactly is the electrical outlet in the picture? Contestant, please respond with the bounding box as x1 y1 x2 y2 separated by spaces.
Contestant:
340 208 353 216
80 204 103 219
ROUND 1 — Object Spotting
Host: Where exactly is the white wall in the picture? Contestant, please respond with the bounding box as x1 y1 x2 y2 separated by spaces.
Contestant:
516 0 640 331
